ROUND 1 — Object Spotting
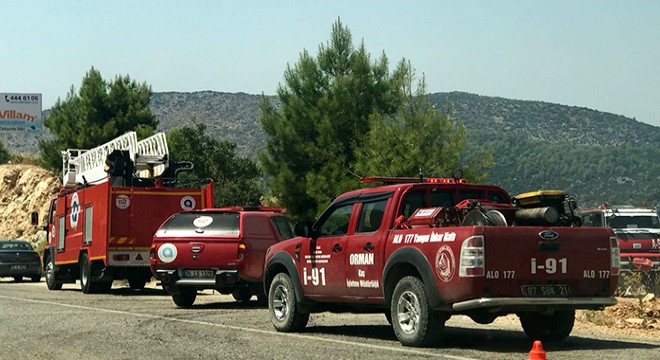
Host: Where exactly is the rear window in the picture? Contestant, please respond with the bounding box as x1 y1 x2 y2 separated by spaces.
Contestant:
159 212 240 236
0 241 33 250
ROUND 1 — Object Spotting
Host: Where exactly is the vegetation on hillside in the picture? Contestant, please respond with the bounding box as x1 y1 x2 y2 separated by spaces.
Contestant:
469 131 660 208
0 141 9 164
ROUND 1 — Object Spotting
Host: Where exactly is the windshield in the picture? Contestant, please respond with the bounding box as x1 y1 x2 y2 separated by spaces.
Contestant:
607 215 660 229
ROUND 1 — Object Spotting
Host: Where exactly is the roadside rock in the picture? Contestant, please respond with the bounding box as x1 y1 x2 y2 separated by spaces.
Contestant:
0 164 60 248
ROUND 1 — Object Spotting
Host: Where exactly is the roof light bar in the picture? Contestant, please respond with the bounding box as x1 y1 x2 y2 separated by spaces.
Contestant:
359 177 468 185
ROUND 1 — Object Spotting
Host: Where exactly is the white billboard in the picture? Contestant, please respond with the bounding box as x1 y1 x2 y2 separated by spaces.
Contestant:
0 93 43 133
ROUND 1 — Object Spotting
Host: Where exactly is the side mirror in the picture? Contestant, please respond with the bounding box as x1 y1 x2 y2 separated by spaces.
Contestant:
294 221 313 237
31 212 39 226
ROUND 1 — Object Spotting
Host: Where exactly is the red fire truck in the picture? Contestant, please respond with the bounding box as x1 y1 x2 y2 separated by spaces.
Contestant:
34 132 214 293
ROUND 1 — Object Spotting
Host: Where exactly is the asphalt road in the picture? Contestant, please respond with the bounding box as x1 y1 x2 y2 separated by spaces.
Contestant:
1 278 658 360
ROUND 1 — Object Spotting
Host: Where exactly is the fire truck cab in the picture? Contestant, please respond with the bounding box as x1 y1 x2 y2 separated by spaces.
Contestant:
35 132 214 293
580 203 660 294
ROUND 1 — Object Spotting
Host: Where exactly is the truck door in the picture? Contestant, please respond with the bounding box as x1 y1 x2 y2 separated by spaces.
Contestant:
299 203 355 298
344 199 388 299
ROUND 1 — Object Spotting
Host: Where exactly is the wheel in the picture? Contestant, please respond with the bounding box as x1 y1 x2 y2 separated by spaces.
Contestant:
519 310 575 342
172 287 197 307
30 275 41 283
13 276 22 282
268 273 309 332
80 253 99 294
232 288 252 302
391 276 446 347
128 276 147 290
45 255 63 290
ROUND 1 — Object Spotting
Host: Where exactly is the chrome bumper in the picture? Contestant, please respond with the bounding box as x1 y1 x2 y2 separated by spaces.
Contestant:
452 297 617 312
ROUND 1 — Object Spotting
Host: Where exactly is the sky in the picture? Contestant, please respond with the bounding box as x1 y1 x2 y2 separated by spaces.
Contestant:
2 0 659 127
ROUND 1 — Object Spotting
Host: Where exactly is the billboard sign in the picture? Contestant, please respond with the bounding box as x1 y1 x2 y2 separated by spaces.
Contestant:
0 93 43 133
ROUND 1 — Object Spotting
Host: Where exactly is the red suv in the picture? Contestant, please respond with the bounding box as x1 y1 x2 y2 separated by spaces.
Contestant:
150 207 295 307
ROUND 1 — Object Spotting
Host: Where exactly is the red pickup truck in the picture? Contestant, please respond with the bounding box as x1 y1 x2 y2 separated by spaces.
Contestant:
150 207 295 307
263 177 619 347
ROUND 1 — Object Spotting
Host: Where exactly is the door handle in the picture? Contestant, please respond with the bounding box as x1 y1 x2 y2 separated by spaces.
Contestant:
332 244 343 253
363 243 375 251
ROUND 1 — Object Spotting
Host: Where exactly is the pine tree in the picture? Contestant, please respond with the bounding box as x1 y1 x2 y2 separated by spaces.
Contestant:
259 19 407 220
38 67 157 172
354 65 492 182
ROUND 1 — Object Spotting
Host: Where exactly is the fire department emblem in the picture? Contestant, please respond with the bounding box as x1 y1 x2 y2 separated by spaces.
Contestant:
435 245 455 282
116 195 130 209
180 196 196 211
70 192 80 229
158 243 177 263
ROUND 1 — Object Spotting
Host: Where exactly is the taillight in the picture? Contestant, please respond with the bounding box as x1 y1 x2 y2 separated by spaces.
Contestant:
238 243 249 259
112 254 130 261
149 243 156 260
459 235 485 277
610 236 620 276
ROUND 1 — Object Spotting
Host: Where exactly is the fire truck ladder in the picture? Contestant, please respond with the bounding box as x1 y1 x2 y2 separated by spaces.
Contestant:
134 132 169 178
61 131 170 187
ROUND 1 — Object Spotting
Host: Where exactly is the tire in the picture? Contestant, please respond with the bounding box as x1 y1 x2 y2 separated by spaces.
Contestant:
30 275 41 283
172 287 197 307
162 283 172 295
268 273 309 332
519 310 575 342
80 253 97 294
128 276 147 290
232 288 252 302
391 276 446 347
45 255 63 290
13 276 22 282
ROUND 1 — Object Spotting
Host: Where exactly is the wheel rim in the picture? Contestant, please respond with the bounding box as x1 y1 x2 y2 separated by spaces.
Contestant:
272 284 289 321
46 261 55 283
396 290 421 334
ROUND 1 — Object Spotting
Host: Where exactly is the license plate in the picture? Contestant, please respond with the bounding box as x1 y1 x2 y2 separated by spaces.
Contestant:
521 284 570 297
10 265 27 270
184 269 215 278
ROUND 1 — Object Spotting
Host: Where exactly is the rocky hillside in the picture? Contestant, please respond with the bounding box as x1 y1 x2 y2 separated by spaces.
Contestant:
0 164 59 249
150 91 270 157
429 92 659 146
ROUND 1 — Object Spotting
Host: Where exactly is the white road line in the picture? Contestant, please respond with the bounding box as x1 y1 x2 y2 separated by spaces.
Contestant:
1 294 477 360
